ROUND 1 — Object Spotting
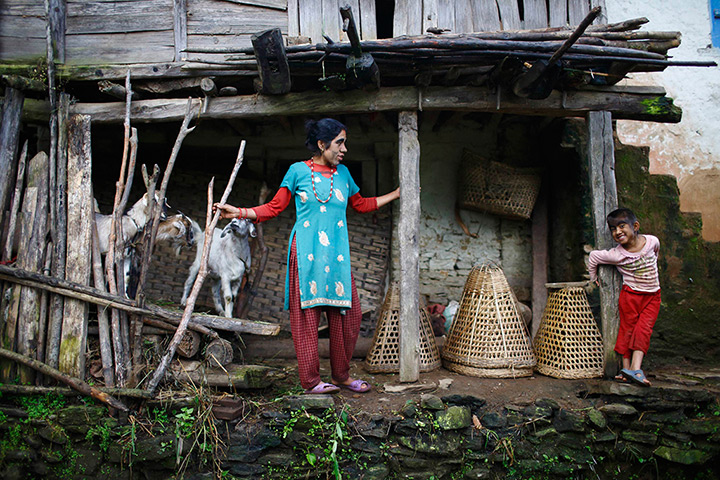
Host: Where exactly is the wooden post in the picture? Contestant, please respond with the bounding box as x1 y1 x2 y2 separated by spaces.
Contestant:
587 110 621 378
531 186 548 338
47 0 66 64
398 111 420 383
16 152 50 383
0 88 24 248
59 115 93 378
47 93 69 368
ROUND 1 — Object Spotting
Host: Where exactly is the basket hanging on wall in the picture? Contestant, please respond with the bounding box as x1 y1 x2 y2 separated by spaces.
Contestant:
457 149 542 220
533 285 604 379
441 264 536 378
365 283 441 373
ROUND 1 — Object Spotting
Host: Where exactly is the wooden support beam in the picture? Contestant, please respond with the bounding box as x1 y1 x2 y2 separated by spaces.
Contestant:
531 186 548 339
59 115 93 378
48 0 66 64
398 111 420 383
587 110 621 378
19 86 681 125
251 28 291 94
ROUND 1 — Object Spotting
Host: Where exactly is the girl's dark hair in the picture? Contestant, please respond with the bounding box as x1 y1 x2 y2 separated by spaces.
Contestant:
305 118 347 154
607 208 638 227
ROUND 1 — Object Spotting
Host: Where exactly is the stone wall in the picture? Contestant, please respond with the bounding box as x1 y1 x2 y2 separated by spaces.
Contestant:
1 384 718 479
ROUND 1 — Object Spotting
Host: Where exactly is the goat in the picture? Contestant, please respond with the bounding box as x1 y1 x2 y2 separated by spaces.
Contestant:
181 218 256 317
94 192 167 255
124 211 198 298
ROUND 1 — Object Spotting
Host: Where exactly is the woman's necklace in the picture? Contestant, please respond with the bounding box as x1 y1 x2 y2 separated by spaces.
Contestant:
310 160 335 203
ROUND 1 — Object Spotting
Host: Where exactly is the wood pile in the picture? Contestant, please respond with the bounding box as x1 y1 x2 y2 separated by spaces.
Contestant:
0 76 280 408
184 12 714 97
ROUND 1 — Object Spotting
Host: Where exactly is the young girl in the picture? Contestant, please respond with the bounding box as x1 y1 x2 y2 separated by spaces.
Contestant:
588 208 661 387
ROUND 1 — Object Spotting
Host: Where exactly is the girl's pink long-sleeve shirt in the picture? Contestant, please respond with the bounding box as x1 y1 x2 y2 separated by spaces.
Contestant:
587 234 660 293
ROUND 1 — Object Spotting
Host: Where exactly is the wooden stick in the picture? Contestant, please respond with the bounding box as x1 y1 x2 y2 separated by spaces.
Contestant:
0 347 129 411
91 218 115 387
145 140 246 394
0 383 154 399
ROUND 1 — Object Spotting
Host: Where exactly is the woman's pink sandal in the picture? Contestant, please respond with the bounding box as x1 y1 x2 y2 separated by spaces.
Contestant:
339 379 371 393
304 382 340 394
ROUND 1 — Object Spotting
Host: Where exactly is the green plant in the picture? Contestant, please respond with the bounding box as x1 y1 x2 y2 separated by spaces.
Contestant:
17 392 65 420
86 422 113 453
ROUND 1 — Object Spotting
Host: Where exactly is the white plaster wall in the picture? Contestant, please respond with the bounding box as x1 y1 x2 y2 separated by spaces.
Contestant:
606 0 720 240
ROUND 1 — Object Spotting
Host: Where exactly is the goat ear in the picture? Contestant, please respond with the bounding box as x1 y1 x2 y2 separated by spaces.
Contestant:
220 222 232 238
249 223 257 238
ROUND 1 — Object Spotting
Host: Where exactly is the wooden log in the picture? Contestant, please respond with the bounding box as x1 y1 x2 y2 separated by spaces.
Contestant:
171 360 280 389
0 87 24 248
587 111 621 378
0 264 280 336
48 0 66 64
16 152 50 384
0 347 128 411
398 111 420 383
47 93 69 369
340 5 379 90
204 338 233 367
59 115 93 378
35 85 682 124
177 330 201 358
251 28 291 94
0 75 46 93
0 383 153 399
242 336 374 359
200 77 218 97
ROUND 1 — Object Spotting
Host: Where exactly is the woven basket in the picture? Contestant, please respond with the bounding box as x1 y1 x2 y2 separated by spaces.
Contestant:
533 286 604 379
365 283 441 373
457 149 541 220
441 264 536 378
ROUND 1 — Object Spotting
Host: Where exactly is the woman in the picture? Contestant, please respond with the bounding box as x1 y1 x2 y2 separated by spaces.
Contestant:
214 118 400 394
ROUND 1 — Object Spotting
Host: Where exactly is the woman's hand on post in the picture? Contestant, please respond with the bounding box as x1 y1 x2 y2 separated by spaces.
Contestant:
213 203 241 219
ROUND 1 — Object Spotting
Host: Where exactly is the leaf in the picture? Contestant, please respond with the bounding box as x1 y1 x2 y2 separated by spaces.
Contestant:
306 452 316 466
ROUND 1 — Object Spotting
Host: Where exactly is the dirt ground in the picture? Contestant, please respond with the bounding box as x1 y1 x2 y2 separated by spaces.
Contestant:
249 346 720 416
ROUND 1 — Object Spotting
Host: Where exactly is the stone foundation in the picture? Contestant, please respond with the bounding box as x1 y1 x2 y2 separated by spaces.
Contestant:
1 382 718 479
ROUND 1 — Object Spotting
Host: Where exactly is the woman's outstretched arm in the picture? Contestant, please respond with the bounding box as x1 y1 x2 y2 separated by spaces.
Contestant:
376 187 400 208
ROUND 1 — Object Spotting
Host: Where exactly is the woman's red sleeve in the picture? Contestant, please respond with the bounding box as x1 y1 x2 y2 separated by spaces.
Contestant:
349 192 378 213
251 187 292 222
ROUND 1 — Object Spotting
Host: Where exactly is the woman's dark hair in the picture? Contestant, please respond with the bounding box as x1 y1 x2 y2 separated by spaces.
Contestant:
305 118 347 154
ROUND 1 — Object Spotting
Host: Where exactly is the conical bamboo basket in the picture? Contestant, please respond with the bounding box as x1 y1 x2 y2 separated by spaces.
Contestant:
533 285 604 379
364 283 441 373
441 264 535 378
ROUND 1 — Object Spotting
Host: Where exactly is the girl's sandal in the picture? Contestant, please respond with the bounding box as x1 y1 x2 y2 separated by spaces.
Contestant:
304 382 340 394
614 374 629 383
621 368 651 387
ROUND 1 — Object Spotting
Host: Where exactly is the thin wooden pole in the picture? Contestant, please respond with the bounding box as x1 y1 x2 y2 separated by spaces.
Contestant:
398 111 420 383
0 88 24 247
587 110 621 378
1 141 28 262
92 219 115 387
145 140 246 394
0 347 128 412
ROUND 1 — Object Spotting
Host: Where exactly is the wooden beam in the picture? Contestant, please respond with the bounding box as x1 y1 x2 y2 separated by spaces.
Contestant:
398 111 420 383
531 186 547 339
59 115 93 378
251 28 291 94
587 110 621 378
18 86 682 124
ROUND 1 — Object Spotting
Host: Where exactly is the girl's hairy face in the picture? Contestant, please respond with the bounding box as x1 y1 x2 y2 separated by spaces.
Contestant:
608 218 639 246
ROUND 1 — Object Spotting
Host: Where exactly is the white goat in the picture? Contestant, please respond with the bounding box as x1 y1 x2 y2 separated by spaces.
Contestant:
94 192 158 255
181 218 256 317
